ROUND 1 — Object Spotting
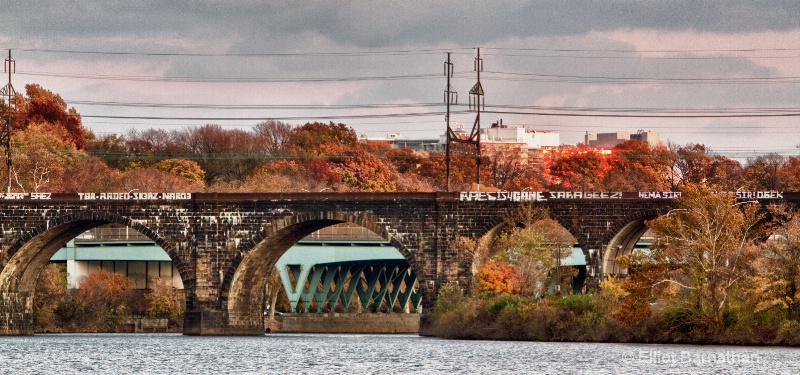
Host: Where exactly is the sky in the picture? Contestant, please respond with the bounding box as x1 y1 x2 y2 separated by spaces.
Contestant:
1 1 799 159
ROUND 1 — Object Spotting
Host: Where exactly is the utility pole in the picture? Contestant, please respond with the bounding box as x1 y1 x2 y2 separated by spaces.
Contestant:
448 48 484 191
0 50 15 194
443 53 457 192
468 48 484 190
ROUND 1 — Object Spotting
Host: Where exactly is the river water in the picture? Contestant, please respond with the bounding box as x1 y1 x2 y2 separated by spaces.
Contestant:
0 333 798 374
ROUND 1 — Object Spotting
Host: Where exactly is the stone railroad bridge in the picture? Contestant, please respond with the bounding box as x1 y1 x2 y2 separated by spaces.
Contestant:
0 191 794 335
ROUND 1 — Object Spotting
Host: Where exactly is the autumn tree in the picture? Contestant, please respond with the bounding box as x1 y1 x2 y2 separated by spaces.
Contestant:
415 151 489 191
173 125 260 185
753 205 800 319
78 269 136 328
638 184 765 335
153 158 206 186
705 156 744 191
12 84 87 149
34 263 70 332
385 146 421 174
6 123 83 192
124 128 183 169
85 133 129 170
286 121 358 154
147 278 185 324
777 157 800 192
743 153 785 190
475 205 576 297
60 157 122 192
548 146 610 190
667 143 713 189
487 154 545 191
475 260 520 294
252 120 292 156
603 140 673 191
118 167 205 192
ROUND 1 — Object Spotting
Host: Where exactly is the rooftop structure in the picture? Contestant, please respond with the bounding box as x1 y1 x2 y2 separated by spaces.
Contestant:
585 130 660 148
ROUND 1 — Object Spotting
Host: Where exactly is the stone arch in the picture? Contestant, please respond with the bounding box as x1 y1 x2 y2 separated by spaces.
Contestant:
0 211 189 334
602 210 663 276
222 210 416 334
468 211 583 293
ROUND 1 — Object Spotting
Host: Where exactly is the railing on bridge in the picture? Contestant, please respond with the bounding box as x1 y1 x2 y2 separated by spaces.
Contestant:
74 227 152 242
301 224 384 242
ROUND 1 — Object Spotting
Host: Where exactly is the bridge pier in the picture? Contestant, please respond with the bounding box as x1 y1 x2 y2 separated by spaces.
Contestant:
0 291 34 335
183 309 264 336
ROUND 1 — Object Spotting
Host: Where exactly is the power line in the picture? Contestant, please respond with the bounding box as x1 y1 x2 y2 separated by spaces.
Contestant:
63 98 800 115
481 71 800 85
73 108 800 121
79 111 460 121
19 71 441 83
9 46 799 58
485 47 800 53
6 47 473 57
68 100 442 110
19 69 800 85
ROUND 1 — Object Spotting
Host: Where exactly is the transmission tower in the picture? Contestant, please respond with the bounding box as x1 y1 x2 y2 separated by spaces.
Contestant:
443 53 458 191
447 48 484 191
0 50 15 193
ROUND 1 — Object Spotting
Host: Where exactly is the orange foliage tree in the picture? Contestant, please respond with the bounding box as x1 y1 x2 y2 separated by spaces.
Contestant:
603 140 673 191
475 260 520 294
79 269 136 327
548 146 610 190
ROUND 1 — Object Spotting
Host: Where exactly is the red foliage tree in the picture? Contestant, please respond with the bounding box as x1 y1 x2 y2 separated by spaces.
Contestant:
13 84 87 149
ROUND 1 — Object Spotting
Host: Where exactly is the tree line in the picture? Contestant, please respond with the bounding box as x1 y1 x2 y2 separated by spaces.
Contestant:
2 84 800 194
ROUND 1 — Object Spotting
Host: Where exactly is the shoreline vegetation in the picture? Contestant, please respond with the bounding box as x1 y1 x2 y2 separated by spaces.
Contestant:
428 285 800 346
34 266 185 334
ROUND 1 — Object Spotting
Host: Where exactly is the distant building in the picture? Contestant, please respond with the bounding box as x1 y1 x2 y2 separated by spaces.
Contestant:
367 120 561 164
585 130 660 148
482 121 560 149
480 120 560 164
365 133 443 152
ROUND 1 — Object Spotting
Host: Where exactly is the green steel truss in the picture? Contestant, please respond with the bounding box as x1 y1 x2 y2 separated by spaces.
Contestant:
279 259 420 313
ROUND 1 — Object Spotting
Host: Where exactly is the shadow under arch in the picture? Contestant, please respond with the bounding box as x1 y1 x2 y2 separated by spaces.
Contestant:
0 211 189 334
603 218 653 276
223 212 416 333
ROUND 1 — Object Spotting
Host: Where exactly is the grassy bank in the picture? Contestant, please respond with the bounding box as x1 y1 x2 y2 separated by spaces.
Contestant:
429 284 800 346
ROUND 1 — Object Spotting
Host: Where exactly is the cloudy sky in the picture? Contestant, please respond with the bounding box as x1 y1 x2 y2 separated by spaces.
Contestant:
1 1 798 158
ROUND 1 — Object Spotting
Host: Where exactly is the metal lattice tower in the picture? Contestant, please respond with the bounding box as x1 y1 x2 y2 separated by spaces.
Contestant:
443 53 458 192
0 50 16 193
448 48 484 190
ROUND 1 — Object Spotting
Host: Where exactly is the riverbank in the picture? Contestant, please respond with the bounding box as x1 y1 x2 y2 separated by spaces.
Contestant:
429 288 800 346
35 316 182 334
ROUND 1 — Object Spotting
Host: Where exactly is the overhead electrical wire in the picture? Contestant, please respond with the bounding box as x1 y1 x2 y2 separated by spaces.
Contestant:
6 47 473 57
17 69 800 85
6 46 797 160
8 46 799 59
18 71 441 83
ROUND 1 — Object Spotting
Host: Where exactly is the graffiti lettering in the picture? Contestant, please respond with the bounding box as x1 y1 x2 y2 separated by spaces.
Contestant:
736 191 783 199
